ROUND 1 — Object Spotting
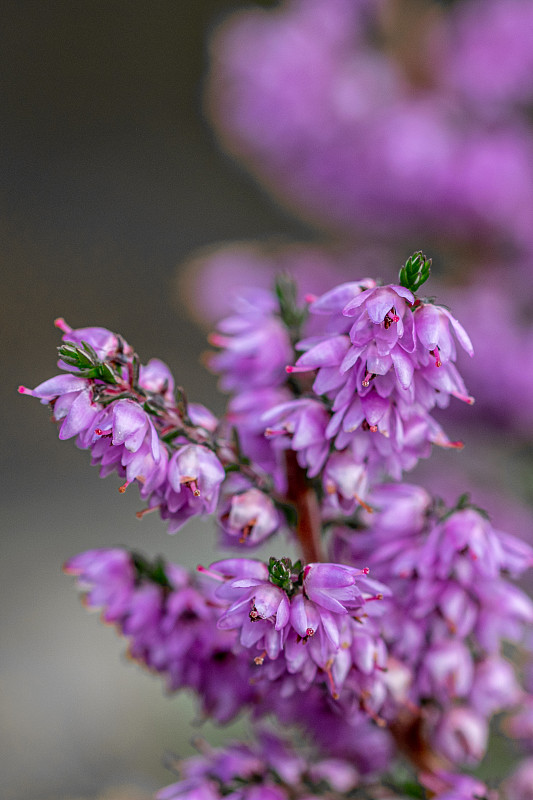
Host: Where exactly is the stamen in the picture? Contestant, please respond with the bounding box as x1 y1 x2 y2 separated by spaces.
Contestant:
452 390 475 405
54 317 72 333
136 505 160 520
196 564 226 581
324 660 339 700
207 333 229 348
434 434 464 450
362 371 374 387
264 427 289 438
180 476 201 496
94 428 112 437
430 347 442 368
18 385 33 395
383 308 400 329
354 493 373 514
239 518 257 544
254 650 267 666
285 364 311 374
365 593 384 602
361 699 386 727
249 602 260 621
304 293 317 303
118 480 130 494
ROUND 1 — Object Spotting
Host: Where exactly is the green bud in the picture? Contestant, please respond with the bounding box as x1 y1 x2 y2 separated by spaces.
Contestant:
399 251 432 294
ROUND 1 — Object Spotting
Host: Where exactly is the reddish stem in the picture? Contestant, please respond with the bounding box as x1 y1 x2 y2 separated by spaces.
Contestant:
284 451 324 564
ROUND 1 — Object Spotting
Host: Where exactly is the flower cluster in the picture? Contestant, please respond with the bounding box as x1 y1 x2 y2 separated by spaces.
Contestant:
157 731 360 800
20 320 230 533
207 0 533 255
23 255 532 798
206 557 388 704
64 548 256 723
332 483 533 768
280 265 473 482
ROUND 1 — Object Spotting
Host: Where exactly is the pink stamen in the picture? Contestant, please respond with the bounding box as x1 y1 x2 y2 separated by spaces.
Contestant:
118 480 130 494
196 564 225 582
306 627 315 638
18 385 33 395
264 427 288 438
54 317 72 333
452 390 475 405
94 428 112 437
365 593 384 602
207 333 228 348
181 477 201 496
304 293 317 303
254 650 267 666
430 347 442 368
362 371 372 387
285 364 311 374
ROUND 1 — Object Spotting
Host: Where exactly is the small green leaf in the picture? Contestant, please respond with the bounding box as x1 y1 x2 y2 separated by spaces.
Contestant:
131 354 140 387
274 273 308 336
98 362 118 384
80 340 99 363
399 251 432 293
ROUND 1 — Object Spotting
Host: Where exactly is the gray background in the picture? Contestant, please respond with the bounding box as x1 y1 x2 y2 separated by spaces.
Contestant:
1 2 308 798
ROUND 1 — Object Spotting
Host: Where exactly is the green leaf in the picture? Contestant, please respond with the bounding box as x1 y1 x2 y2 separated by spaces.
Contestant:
399 251 432 293
98 362 118 384
80 340 99 363
274 273 308 335
131 354 140 387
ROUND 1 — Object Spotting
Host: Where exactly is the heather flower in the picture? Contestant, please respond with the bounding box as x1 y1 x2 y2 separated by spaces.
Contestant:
322 450 369 517
218 484 281 547
211 557 388 702
150 444 226 533
439 0 533 114
65 548 255 723
421 770 493 800
224 386 291 488
262 398 330 478
432 707 488 767
156 732 359 800
503 758 533 800
208 287 293 393
55 318 124 361
333 484 533 765
206 0 533 252
278 272 473 481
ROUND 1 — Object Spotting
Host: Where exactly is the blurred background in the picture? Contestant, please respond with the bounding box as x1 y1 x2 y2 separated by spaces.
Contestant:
3 1 533 798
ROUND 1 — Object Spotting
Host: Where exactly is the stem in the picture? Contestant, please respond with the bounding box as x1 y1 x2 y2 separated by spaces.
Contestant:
389 710 446 776
284 451 324 564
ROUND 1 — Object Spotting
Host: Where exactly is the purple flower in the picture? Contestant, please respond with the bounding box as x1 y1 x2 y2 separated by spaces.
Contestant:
210 557 388 702
503 757 533 800
322 450 369 516
208 287 293 392
432 707 488 766
55 318 124 361
156 731 359 800
282 280 473 480
206 0 533 253
65 548 256 723
262 398 330 478
218 485 281 547
151 444 225 533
